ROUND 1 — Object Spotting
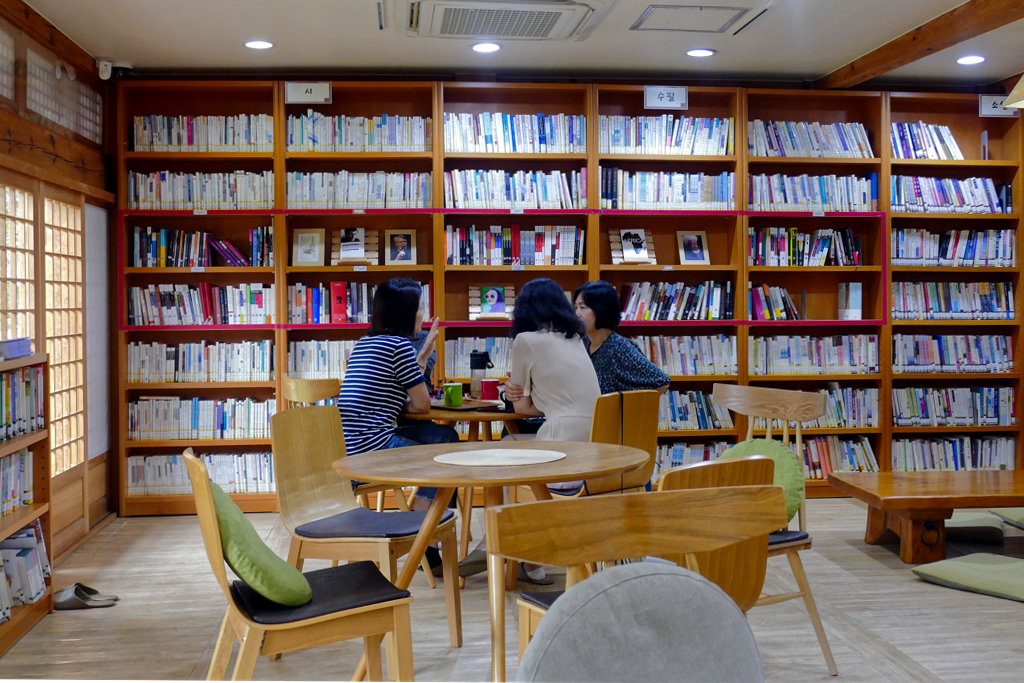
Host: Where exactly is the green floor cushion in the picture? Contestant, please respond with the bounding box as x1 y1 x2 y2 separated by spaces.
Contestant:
721 439 803 522
944 511 1004 544
210 481 312 606
989 508 1024 531
913 554 1024 603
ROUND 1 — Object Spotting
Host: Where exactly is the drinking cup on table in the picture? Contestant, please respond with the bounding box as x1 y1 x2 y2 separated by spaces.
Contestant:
480 378 500 400
443 382 463 407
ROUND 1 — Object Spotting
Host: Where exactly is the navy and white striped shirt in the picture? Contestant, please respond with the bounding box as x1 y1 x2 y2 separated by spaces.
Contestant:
338 335 426 455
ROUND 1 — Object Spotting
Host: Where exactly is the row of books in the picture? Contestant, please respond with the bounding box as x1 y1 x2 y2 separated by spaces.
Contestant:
891 436 1015 472
891 386 1015 427
658 390 734 431
748 334 880 375
132 114 274 152
127 283 276 326
0 365 45 442
444 337 511 380
892 334 1013 374
890 121 964 160
890 228 1016 267
444 225 585 266
747 119 874 158
0 448 31 517
0 520 50 621
652 442 731 481
748 173 878 212
749 284 800 321
631 334 739 377
284 171 433 209
800 435 879 480
126 453 276 496
0 338 31 362
598 115 734 156
748 226 862 267
286 112 432 152
127 397 278 441
287 341 355 380
126 170 275 210
126 341 276 384
599 169 736 210
131 225 274 268
443 112 586 154
890 281 1015 320
890 176 1011 214
443 169 587 210
286 282 430 325
753 384 879 429
620 280 735 322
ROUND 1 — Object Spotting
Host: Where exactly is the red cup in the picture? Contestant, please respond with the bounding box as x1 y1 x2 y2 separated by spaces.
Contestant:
481 379 500 400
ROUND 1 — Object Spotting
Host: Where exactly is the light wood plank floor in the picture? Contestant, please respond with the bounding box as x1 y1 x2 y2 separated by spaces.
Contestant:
2 498 1023 681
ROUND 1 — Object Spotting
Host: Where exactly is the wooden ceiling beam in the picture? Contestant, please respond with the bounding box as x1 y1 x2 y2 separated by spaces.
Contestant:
816 0 1024 90
0 0 99 80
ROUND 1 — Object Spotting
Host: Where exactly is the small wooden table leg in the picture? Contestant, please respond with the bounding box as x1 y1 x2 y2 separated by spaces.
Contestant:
481 420 493 442
468 422 479 442
865 505 898 545
895 510 949 564
503 420 520 435
483 486 507 683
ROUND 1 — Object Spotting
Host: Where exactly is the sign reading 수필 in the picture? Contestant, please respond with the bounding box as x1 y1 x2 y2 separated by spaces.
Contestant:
979 95 1020 118
644 86 688 110
285 82 333 104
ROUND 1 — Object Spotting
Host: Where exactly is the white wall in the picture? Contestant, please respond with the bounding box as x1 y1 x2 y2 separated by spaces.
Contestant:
85 204 108 459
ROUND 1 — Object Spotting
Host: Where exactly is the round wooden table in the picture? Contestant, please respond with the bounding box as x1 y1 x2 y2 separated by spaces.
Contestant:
335 440 649 683
401 405 533 441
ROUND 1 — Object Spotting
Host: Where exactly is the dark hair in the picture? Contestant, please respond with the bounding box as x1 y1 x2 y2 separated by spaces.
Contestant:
368 277 421 338
510 278 584 340
573 280 622 330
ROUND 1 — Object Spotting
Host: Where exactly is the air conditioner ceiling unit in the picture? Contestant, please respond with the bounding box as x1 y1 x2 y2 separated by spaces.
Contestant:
406 0 611 40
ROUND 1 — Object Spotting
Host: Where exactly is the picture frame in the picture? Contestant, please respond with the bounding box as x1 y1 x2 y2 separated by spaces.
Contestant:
677 230 711 265
468 283 515 320
292 228 326 267
384 229 417 265
334 227 366 262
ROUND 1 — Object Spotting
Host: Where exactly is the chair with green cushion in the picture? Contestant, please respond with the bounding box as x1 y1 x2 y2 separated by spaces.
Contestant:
182 449 415 681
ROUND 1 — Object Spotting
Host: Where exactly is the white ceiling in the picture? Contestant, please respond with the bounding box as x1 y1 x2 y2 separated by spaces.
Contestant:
23 0 1023 86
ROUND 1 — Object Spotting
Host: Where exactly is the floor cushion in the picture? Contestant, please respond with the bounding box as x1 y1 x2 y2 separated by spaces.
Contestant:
720 439 803 521
944 511 1005 544
989 508 1024 530
913 553 1024 603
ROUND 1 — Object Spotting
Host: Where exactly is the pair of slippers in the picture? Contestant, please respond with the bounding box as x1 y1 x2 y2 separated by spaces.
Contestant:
455 550 554 585
54 583 119 610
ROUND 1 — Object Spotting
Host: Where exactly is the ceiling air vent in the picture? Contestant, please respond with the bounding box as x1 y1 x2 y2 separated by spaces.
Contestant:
407 1 598 40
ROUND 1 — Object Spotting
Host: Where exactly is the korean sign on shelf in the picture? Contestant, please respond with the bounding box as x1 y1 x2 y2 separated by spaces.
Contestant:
644 86 688 110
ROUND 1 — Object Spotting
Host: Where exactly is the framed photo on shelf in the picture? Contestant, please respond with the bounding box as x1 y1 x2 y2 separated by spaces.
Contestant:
292 228 326 267
677 231 710 265
385 230 417 265
469 284 515 320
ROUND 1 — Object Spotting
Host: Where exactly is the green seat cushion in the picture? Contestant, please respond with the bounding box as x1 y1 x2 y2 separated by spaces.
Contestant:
944 511 1004 544
913 553 1024 603
989 508 1024 530
210 481 312 607
720 439 803 522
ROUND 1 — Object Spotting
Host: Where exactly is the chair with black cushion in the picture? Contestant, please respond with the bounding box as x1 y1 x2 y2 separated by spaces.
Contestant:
516 563 764 683
182 449 414 681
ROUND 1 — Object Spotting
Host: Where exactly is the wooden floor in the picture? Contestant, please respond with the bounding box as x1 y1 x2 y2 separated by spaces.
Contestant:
2 498 1023 681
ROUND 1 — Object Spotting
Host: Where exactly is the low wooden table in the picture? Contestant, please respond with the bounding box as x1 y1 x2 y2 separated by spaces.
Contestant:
828 471 1024 564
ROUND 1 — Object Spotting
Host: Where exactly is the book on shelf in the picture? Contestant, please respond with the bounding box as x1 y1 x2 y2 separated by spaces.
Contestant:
599 115 734 156
630 334 738 376
619 229 650 263
287 112 432 152
445 224 585 266
748 334 879 376
890 228 1016 267
890 121 964 160
287 281 430 325
0 519 50 617
748 173 878 212
747 119 874 158
127 283 275 326
444 112 585 154
891 386 1016 427
444 337 512 379
0 448 32 517
331 228 375 264
468 285 514 321
0 365 45 442
287 340 357 380
748 226 861 266
285 171 432 209
620 280 734 321
132 225 273 268
126 452 276 496
653 442 731 482
890 176 1011 214
127 397 277 441
609 230 656 265
443 169 586 210
127 341 275 384
892 333 1014 374
599 168 735 210
800 435 878 480
0 338 31 362
891 436 1015 472
133 114 274 152
748 283 800 321
753 383 879 429
658 390 734 431
127 170 274 210
838 282 862 321
890 281 1015 320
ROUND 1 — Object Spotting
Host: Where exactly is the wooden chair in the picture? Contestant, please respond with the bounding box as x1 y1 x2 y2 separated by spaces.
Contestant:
269 406 463 662
491 486 788 661
182 449 415 681
700 383 838 676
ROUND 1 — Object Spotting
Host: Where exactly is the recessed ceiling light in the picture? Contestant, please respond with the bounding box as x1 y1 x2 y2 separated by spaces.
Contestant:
245 40 273 50
687 49 716 58
473 42 500 53
957 55 985 65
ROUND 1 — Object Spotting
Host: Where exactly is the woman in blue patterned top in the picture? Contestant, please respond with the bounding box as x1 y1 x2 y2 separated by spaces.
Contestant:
573 280 670 394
